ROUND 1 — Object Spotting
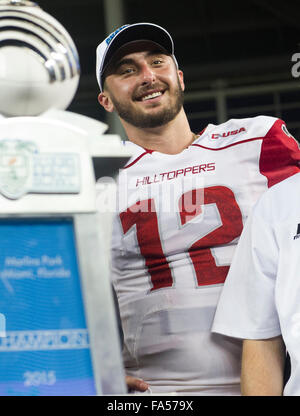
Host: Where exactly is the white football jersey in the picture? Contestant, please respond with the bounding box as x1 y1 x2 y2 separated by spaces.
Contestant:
212 171 300 395
110 116 300 395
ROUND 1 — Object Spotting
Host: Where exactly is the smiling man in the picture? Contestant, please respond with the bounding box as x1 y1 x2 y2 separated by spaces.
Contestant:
95 23 300 395
100 40 184 132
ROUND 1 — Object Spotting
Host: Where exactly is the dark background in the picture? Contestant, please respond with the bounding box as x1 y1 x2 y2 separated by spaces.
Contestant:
36 0 300 139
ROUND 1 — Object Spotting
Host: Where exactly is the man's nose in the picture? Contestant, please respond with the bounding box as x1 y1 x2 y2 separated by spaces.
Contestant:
140 63 156 85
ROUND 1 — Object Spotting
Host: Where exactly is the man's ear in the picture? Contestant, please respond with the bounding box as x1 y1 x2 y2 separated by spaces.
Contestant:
178 70 185 92
98 92 114 113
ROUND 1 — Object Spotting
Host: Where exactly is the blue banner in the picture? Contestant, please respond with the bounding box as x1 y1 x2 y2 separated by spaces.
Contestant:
0 218 97 396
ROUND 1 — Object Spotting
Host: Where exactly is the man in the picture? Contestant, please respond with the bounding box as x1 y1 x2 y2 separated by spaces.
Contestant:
212 171 300 395
96 22 300 394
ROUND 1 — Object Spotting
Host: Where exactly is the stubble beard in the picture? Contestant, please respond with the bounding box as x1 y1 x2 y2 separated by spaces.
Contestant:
109 78 184 129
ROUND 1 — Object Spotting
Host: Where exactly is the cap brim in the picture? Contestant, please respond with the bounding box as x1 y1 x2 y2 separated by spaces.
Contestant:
100 23 174 80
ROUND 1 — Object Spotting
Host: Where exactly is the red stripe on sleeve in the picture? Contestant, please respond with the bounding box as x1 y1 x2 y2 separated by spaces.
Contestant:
259 119 300 188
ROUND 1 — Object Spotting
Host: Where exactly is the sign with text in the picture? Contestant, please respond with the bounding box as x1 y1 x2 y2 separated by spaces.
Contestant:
0 218 97 396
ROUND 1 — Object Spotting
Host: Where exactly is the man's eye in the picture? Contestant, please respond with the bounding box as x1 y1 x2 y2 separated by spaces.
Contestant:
121 67 134 74
153 59 163 65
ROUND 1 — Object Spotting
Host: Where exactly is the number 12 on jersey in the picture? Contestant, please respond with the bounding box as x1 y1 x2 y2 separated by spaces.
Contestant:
120 186 243 291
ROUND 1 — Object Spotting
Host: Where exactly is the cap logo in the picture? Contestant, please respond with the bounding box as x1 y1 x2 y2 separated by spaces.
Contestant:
105 24 130 45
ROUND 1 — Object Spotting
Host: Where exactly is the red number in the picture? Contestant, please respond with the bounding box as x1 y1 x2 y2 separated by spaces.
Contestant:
120 199 173 291
120 186 243 290
179 186 243 286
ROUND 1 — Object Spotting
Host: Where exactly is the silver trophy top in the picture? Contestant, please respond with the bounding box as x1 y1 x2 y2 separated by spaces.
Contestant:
0 0 80 116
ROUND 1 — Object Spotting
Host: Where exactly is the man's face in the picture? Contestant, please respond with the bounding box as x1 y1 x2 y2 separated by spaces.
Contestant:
99 41 185 129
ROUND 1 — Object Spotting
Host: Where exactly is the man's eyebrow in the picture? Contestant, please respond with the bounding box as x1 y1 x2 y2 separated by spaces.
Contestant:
113 50 168 70
114 58 135 70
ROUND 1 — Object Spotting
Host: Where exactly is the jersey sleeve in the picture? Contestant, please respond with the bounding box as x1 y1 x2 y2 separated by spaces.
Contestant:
259 119 300 187
212 193 281 340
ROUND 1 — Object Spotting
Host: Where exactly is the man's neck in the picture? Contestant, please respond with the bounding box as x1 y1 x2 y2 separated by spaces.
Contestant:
122 109 196 155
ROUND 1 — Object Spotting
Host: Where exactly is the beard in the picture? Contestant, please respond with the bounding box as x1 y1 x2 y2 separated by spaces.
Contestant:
109 78 184 129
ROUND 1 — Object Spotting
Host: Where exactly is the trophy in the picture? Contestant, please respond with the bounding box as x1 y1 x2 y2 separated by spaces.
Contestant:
0 1 130 396
0 0 80 116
